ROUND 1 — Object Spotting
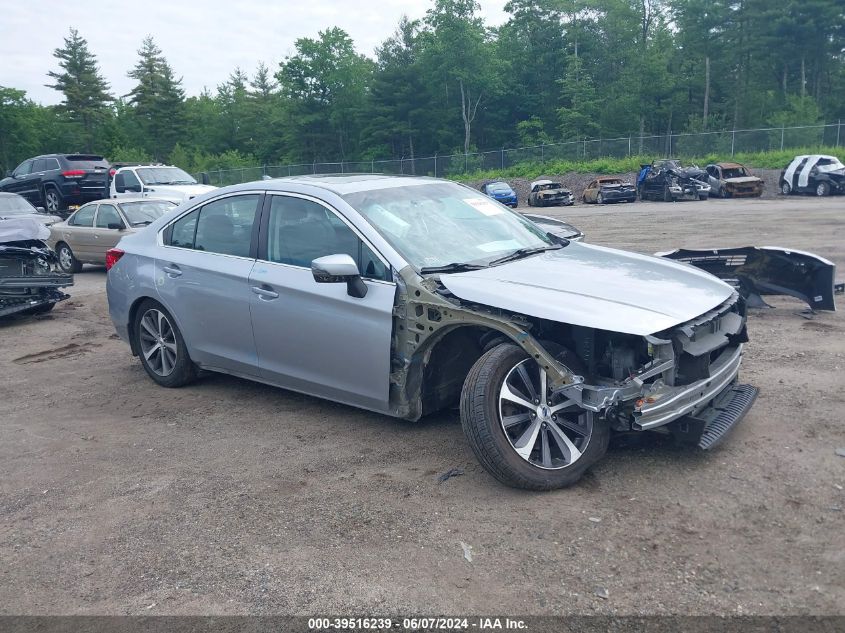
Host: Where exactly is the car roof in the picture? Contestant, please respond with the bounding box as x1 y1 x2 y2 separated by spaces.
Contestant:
715 162 745 169
205 174 448 196
530 179 555 187
82 197 169 205
596 176 623 182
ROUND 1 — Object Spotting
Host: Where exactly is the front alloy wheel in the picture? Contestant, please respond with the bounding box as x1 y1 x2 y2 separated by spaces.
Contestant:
460 343 608 490
815 182 830 197
499 358 593 469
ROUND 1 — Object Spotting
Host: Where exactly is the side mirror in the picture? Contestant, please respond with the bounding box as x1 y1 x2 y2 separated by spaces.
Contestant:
311 254 367 298
114 173 126 193
107 222 125 230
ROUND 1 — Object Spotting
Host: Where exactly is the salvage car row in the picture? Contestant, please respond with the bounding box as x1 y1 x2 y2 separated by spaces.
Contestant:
479 154 845 207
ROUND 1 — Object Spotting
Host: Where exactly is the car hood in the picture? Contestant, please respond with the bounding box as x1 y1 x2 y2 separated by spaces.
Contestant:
723 176 762 184
438 241 733 335
0 212 62 225
145 184 216 202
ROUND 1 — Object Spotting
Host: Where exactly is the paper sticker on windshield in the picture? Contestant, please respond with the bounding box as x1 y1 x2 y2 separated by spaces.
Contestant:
463 197 504 216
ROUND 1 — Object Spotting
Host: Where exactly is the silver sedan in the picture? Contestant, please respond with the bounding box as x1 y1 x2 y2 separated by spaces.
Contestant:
107 175 756 490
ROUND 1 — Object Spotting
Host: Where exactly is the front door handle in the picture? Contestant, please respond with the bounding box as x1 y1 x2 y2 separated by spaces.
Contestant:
162 265 182 278
251 284 279 300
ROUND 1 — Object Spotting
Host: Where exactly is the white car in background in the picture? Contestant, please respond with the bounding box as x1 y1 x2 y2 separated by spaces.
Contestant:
110 165 216 204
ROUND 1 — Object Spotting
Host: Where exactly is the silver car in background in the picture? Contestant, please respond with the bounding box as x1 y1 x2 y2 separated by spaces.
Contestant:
107 175 757 490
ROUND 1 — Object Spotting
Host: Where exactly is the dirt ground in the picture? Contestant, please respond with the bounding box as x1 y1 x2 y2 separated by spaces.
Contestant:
1 196 843 616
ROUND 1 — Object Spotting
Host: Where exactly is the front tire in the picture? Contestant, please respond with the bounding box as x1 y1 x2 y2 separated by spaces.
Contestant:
43 187 63 214
460 343 609 490
815 181 830 197
133 300 198 388
596 192 604 205
781 181 791 195
56 243 82 273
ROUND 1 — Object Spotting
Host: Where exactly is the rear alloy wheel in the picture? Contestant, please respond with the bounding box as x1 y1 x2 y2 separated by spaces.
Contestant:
44 187 63 213
134 301 197 387
781 181 791 195
460 343 609 490
596 192 604 205
56 243 82 273
815 181 830 197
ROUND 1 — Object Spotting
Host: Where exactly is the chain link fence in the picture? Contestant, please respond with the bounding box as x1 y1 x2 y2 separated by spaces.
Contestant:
201 122 844 186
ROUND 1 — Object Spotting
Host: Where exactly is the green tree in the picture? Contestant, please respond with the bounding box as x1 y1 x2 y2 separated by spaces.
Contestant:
276 27 373 161
127 37 186 159
45 28 113 151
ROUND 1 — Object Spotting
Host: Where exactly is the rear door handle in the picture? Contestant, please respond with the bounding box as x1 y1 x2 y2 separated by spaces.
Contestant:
162 265 182 277
251 284 279 300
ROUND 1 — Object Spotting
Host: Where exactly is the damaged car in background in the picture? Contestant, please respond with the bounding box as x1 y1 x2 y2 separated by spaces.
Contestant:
638 159 711 201
527 179 574 207
780 154 845 197
107 175 757 490
582 177 637 204
1 218 73 318
705 163 764 198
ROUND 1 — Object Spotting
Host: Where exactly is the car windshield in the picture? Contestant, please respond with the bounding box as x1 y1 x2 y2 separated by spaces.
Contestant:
343 182 554 271
136 167 196 185
722 167 748 178
600 179 623 185
119 200 176 226
0 195 38 215
488 183 512 192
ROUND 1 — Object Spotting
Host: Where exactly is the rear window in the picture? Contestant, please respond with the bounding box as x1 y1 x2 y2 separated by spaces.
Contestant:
64 155 109 170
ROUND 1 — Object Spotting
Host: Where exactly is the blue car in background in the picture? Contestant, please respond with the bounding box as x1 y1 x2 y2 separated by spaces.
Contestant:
480 181 518 207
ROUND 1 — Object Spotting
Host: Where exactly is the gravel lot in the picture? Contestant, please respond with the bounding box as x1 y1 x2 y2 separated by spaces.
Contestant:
1 196 843 615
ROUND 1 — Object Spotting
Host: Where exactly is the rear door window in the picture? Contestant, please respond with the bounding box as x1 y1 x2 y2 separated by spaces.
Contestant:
70 204 96 227
166 194 260 257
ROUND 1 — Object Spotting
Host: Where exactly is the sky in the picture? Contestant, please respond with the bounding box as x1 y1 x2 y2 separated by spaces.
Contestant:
0 0 509 106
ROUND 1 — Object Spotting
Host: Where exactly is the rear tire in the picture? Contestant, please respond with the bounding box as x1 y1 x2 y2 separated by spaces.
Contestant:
460 343 609 490
815 181 830 197
56 242 82 274
597 192 604 205
43 186 63 214
133 300 198 388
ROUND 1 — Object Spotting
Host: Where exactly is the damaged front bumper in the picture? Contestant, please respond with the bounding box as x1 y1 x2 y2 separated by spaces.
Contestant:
549 294 754 445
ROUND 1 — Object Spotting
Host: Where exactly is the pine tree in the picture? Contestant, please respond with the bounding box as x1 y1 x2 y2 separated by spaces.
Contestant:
45 28 113 151
127 37 186 160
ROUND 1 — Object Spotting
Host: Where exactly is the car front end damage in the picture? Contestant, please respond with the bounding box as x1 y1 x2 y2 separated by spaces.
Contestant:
389 259 756 451
722 177 763 198
1 219 73 318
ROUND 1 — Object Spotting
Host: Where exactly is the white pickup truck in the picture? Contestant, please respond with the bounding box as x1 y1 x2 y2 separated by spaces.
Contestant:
110 165 216 204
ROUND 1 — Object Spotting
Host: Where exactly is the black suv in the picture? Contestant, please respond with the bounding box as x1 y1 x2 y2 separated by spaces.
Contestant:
0 154 111 216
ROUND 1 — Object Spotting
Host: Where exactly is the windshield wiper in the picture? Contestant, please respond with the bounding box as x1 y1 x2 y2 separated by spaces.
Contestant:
488 244 563 266
419 262 487 274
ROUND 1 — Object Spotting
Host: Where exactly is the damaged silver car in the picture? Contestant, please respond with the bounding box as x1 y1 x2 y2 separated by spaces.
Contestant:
107 176 757 490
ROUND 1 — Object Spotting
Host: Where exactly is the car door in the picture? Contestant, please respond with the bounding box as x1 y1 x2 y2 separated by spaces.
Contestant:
248 193 396 412
7 160 38 201
156 192 262 375
91 203 124 263
584 181 597 203
60 203 98 261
